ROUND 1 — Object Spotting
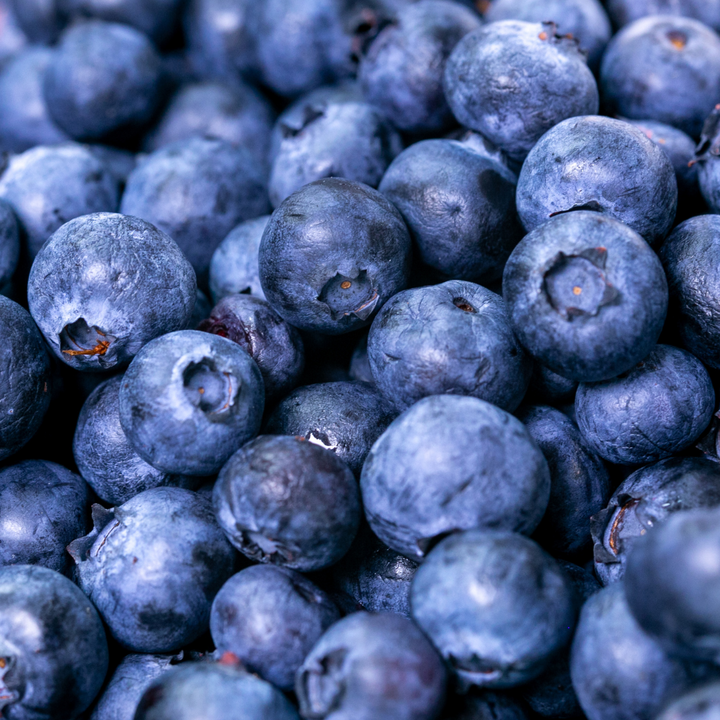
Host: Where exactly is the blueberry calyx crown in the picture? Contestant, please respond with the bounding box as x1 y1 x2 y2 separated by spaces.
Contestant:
60 318 117 365
0 655 19 711
543 247 619 320
318 270 379 322
297 648 347 717
694 105 720 163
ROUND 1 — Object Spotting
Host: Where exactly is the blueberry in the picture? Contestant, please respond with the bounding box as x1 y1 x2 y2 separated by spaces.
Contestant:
627 120 700 206
245 0 356 98
570 583 712 720
183 0 256 85
0 296 51 461
27 213 196 372
269 101 402 208
63 0 184 45
484 0 612 71
119 330 264 476
0 460 88 574
516 116 678 245
121 136 270 285
606 0 720 33
520 561 600 719
660 215 720 369
210 565 340 690
590 457 720 585
258 178 412 335
528 365 578 405
626 507 720 661
518 405 610 559
378 140 522 284
269 81 362 162
411 530 575 688
361 395 550 561
0 47 69 153
0 199 18 289
601 16 720 139
69 488 236 652
575 345 715 465
209 220 268 308
135 659 300 720
296 611 447 720
503 211 669 381
89 652 181 720
359 0 482 135
368 281 531 412
656 681 720 720
43 20 164 141
213 435 360 571
444 20 598 161
264 380 396 476
143 81 275 173
0 144 119 259
329 524 418 617
73 375 183 505
9 0 65 44
0 564 108 720
198 294 304 402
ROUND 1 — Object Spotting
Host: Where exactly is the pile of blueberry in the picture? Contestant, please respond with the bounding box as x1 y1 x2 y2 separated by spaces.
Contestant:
6 0 720 718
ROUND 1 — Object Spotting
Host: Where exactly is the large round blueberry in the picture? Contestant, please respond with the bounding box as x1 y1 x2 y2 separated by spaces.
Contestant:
210 565 340 690
0 199 18 289
516 116 678 245
518 405 610 559
209 216 269 304
73 375 181 505
43 20 163 141
119 330 264 476
359 0 481 135
0 565 108 720
296 612 447 720
367 281 531 412
0 296 51 461
135 660 300 720
503 211 669 382
411 530 575 688
143 81 275 173
213 435 360 571
264 381 397 476
121 136 270 284
89 652 180 720
656 682 720 720
63 0 183 44
28 213 196 372
626 507 720 662
198 294 304 402
0 47 69 153
269 101 402 208
69 487 236 652
570 583 709 720
0 143 119 259
590 457 720 586
485 0 611 70
444 20 598 161
606 0 720 34
575 345 715 465
258 178 412 335
601 16 720 139
361 395 550 561
0 460 88 574
378 140 522 283
660 215 720 369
